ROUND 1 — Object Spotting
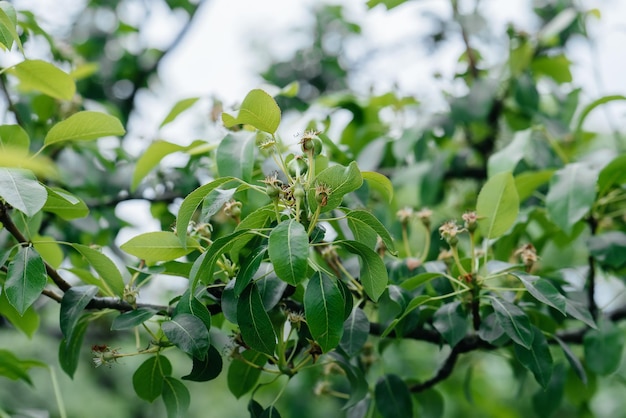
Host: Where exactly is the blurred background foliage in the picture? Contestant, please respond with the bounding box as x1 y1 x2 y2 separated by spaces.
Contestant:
1 0 625 417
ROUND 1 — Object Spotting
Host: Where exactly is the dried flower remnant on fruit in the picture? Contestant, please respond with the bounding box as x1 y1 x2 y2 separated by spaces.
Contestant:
223 200 242 222
92 345 120 368
315 183 331 207
515 243 538 272
262 172 283 200
258 136 277 151
439 220 460 246
300 130 323 156
406 257 422 271
462 211 478 232
396 207 414 225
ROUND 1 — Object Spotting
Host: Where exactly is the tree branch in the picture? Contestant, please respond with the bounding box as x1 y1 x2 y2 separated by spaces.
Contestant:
587 216 599 319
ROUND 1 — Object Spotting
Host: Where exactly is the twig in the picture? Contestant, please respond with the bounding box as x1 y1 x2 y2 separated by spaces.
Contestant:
587 216 599 319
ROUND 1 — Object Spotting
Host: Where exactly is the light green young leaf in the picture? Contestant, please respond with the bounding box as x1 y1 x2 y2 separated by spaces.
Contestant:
268 219 309 286
131 141 185 191
0 124 29 152
221 89 281 134
9 59 74 100
476 171 519 239
162 376 191 418
514 170 553 202
337 240 388 302
0 168 47 216
237 283 277 356
121 231 200 262
362 171 393 203
5 246 47 315
44 111 125 146
304 273 345 353
162 313 210 360
309 161 363 213
597 154 626 197
488 130 531 177
160 97 200 128
0 148 57 178
133 355 172 402
0 349 44 385
0 2 21 52
514 326 553 389
0 291 39 338
60 285 99 341
545 163 597 235
175 177 235 248
490 296 534 349
43 186 89 219
72 244 125 297
575 95 626 136
216 132 255 182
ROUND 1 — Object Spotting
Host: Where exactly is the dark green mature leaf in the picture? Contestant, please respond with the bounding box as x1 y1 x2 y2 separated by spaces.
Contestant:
304 272 345 353
175 177 235 248
5 246 47 315
162 313 210 360
175 290 211 332
72 244 125 297
382 295 431 338
234 246 266 296
42 186 89 219
0 168 47 216
0 291 39 337
222 89 281 134
162 376 190 418
201 188 237 220
375 374 413 418
0 349 44 385
330 353 369 410
248 400 264 418
9 59 75 100
337 240 388 302
111 309 157 330
584 318 623 375
545 163 597 235
476 171 519 239
260 407 282 418
345 209 396 254
216 133 255 182
60 285 98 341
237 283 277 356
309 161 363 213
268 219 309 286
59 314 90 378
511 272 566 314
227 350 266 399
478 313 505 343
182 344 222 382
554 336 587 384
120 231 200 262
588 232 626 270
532 363 566 418
340 307 369 356
514 326 553 388
487 129 530 177
597 154 626 197
433 301 468 347
490 296 534 349
564 299 596 329
133 355 172 402
44 111 125 145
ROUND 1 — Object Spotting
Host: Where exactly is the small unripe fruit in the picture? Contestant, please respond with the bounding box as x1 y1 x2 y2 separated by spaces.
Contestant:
287 156 308 177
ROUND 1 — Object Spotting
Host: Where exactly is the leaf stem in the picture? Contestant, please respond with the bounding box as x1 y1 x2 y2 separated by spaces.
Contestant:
49 366 67 418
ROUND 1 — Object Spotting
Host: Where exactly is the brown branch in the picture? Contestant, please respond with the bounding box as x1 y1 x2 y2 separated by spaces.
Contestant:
451 0 479 80
587 216 599 319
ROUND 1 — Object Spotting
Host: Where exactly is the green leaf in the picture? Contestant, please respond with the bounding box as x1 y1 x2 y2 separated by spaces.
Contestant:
221 89 281 134
329 352 369 410
72 244 125 297
227 350 266 399
0 3 22 52
304 272 345 353
0 291 39 337
0 168 47 216
531 54 572 84
0 124 29 151
575 95 626 137
121 231 200 262
131 140 185 191
374 374 413 418
511 272 567 315
9 59 74 100
340 307 369 356
59 314 91 378
588 232 626 270
554 336 587 384
111 309 157 330
175 290 212 333
44 111 125 146
345 209 396 254
584 318 623 376
162 377 190 418
0 349 41 385
546 163 597 235
597 154 626 197
60 285 98 341
260 407 282 418
32 235 63 268
182 344 222 382
216 132 255 182
367 0 409 10
162 313 210 360
160 97 199 128
309 161 363 213
42 186 89 219
532 363 566 418
490 296 534 349
362 171 393 203
337 240 388 302
133 355 172 402
237 283 277 356
5 246 47 315
432 301 468 347
400 272 442 291
268 219 309 286
564 298 596 329
514 326 553 389
175 177 235 248
514 170 554 201
487 130 531 177
201 188 237 220
234 246 266 296
476 171 519 239
0 148 57 178
382 296 432 338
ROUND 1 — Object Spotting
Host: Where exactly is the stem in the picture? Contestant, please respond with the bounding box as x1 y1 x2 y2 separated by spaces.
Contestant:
49 367 67 418
451 245 470 277
587 216 599 319
401 223 412 258
307 206 321 235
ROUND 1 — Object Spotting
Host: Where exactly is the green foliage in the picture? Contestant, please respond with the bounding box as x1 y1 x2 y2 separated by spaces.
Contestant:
0 2 625 417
